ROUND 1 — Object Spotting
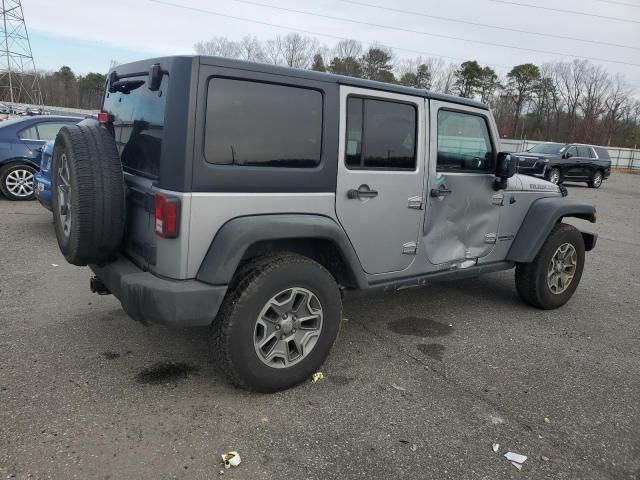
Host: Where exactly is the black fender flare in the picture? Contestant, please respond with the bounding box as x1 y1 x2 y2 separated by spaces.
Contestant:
196 214 367 288
506 196 596 263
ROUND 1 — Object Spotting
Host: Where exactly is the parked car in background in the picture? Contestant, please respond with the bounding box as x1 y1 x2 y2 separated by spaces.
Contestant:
0 103 10 114
0 115 83 200
34 140 54 210
514 142 611 188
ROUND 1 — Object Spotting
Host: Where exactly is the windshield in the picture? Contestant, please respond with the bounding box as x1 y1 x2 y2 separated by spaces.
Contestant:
527 143 566 155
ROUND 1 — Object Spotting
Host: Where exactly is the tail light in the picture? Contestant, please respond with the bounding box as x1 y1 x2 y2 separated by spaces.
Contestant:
97 111 109 124
154 194 180 238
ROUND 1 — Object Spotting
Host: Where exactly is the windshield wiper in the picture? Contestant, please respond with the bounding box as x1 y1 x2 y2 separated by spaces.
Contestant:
109 79 145 94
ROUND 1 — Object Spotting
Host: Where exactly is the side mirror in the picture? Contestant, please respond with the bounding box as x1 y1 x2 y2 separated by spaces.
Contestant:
494 152 516 190
496 152 516 178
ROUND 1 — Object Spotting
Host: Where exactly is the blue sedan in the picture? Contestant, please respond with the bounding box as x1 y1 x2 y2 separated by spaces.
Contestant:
0 115 82 201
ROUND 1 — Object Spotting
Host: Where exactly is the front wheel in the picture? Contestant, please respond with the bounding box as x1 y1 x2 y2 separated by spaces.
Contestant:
212 254 342 392
515 223 585 310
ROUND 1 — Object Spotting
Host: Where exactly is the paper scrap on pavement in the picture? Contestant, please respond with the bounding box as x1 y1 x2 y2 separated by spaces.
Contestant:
504 452 527 464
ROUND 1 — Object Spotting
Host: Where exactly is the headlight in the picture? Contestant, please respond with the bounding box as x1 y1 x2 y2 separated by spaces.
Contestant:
543 159 549 163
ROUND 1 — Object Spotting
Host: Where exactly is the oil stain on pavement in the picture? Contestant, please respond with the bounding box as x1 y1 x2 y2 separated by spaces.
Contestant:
388 317 453 337
136 362 199 385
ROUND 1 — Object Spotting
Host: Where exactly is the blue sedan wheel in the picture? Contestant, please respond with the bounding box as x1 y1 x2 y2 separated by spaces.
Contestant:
0 164 36 201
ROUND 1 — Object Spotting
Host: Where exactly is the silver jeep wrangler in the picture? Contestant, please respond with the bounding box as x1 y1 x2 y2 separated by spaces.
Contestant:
51 56 597 392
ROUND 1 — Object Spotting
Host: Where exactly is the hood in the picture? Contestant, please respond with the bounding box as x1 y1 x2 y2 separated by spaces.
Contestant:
511 174 562 194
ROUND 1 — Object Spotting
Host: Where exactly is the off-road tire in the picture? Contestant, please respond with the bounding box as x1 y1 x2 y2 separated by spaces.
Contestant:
515 223 585 310
588 170 603 189
212 253 342 392
0 163 36 201
52 120 125 266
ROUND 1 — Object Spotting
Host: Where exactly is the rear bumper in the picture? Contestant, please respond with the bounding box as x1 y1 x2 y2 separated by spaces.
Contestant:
90 256 227 327
34 173 52 211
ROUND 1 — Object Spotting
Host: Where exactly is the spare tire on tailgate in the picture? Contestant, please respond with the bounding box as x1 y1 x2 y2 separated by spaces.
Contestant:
52 119 126 266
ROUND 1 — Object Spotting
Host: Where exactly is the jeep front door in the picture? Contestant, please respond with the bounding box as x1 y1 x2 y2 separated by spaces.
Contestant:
335 87 425 275
423 103 501 266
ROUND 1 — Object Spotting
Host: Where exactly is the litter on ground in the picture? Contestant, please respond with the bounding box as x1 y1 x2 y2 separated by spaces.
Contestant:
391 383 406 392
221 451 241 469
310 372 324 384
504 452 527 464
492 443 500 453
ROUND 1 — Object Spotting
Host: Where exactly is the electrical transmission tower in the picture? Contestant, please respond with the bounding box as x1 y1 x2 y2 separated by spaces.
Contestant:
0 0 42 105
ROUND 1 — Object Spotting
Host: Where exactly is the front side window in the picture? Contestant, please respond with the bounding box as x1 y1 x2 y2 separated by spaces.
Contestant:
345 97 416 170
36 122 75 141
205 78 322 168
436 110 493 173
565 146 577 158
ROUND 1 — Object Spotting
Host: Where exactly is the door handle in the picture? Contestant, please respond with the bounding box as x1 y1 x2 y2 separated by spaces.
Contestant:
430 185 452 197
347 188 378 200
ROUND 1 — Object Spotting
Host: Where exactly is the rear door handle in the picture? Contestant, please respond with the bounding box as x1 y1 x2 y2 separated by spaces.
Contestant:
347 185 378 200
430 185 452 197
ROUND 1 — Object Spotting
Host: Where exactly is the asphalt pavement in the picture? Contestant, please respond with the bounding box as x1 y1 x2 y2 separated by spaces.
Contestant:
0 173 639 479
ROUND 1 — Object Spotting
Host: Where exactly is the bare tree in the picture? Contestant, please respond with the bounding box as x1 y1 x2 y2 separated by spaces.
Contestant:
194 37 241 58
333 39 363 60
239 36 265 62
277 33 319 69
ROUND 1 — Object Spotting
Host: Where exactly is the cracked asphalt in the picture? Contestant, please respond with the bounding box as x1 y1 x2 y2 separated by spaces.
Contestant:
1 173 639 479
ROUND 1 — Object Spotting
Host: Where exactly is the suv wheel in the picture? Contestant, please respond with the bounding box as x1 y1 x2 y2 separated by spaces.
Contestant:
515 223 585 309
588 170 603 189
0 163 36 201
212 254 342 392
547 168 561 185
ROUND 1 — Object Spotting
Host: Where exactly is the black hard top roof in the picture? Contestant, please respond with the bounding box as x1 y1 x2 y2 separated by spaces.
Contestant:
111 55 489 111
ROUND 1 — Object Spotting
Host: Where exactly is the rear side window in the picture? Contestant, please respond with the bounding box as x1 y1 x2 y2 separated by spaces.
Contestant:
17 126 38 140
103 74 168 178
36 122 76 141
436 110 493 173
345 97 416 170
594 147 610 160
577 146 592 158
205 79 322 167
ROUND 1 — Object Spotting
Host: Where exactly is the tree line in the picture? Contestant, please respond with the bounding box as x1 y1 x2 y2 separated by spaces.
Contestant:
0 66 107 111
195 34 640 148
1 33 637 148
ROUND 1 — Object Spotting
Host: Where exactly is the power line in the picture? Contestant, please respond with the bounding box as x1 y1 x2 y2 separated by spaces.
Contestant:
487 0 640 24
595 0 640 7
148 0 512 69
338 0 640 51
223 0 640 67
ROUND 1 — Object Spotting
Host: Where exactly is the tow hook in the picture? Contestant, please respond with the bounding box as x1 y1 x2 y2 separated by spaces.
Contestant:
90 276 111 296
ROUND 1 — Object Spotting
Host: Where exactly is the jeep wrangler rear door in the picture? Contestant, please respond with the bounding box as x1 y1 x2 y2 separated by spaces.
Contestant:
335 87 425 275
423 102 501 265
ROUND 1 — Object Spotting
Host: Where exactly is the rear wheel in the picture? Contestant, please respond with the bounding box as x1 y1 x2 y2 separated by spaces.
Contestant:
547 167 561 185
212 254 342 392
588 170 603 189
0 163 36 201
515 223 585 309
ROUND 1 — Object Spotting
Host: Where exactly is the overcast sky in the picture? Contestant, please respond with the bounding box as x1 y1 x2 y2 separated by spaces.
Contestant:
23 0 640 88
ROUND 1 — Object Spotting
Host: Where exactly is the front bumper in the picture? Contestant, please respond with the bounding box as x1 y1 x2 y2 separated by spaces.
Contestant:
90 256 227 327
